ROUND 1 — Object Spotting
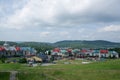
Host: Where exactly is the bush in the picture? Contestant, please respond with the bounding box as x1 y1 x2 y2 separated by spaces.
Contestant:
19 58 27 63
13 55 21 57
0 55 6 63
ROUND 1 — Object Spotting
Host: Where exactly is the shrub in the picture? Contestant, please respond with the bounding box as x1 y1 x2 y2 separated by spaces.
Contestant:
19 58 27 63
0 55 6 63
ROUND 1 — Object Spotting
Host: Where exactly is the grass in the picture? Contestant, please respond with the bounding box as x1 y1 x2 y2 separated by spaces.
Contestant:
17 72 54 80
0 72 10 80
0 63 21 71
0 59 120 80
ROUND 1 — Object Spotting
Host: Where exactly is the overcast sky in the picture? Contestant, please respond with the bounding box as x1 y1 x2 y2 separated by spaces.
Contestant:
0 0 120 42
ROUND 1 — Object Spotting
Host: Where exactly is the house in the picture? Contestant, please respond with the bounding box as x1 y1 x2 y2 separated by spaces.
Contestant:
38 53 48 62
100 49 109 58
51 48 63 60
109 51 119 58
0 42 37 57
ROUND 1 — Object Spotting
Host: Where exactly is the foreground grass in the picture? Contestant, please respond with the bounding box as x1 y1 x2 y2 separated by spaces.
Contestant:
17 72 54 80
17 69 120 80
0 59 120 80
0 72 10 80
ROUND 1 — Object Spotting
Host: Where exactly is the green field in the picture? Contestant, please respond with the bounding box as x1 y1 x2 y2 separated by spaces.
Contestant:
0 59 120 80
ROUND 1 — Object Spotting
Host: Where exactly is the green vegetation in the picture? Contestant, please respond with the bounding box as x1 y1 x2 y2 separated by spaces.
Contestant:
17 72 54 80
0 72 10 80
0 55 6 63
1 40 120 53
109 48 120 57
17 42 54 52
0 59 120 80
19 58 27 63
54 40 120 48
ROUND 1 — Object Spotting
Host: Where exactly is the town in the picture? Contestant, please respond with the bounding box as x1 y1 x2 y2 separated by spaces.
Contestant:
0 41 120 80
0 42 119 64
1 0 120 80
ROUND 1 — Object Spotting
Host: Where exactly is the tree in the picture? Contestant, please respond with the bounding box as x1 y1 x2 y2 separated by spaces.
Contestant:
19 58 27 63
109 48 120 57
0 55 6 63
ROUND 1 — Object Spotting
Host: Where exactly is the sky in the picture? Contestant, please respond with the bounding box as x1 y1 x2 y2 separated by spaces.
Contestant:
0 0 120 43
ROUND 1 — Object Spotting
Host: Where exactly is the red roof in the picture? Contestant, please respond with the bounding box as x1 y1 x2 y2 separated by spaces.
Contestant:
53 48 60 52
81 50 87 53
0 47 5 51
15 47 20 51
67 49 72 53
100 50 108 54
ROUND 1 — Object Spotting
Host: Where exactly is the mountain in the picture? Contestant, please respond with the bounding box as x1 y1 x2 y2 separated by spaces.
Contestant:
0 40 120 49
54 40 120 48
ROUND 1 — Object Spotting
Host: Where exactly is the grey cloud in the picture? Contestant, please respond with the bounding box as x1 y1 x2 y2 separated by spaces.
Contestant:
0 0 120 42
55 0 120 25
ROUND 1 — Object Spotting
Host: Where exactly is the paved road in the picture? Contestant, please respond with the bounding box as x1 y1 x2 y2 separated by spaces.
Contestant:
10 71 17 80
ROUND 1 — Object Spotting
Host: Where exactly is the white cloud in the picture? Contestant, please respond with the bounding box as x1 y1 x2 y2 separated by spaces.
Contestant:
2 0 120 29
100 25 120 32
40 32 51 37
0 0 120 42
78 28 85 33
60 31 69 36
0 6 2 12
4 0 58 29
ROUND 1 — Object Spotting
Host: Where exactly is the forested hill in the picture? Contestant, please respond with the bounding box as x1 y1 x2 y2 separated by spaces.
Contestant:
54 40 120 48
0 40 120 52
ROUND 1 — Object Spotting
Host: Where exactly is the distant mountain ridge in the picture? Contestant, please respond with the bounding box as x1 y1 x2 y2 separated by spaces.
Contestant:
54 40 120 48
0 40 120 48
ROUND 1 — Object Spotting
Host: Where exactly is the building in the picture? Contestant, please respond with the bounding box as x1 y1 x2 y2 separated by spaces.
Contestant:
51 48 119 59
0 42 37 57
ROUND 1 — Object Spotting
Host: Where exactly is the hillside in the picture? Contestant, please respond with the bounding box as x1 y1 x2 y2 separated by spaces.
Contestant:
0 40 120 50
54 40 120 48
